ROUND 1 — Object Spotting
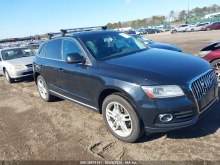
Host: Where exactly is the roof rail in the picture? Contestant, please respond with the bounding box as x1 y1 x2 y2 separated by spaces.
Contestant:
47 25 107 39
47 32 61 39
60 25 107 36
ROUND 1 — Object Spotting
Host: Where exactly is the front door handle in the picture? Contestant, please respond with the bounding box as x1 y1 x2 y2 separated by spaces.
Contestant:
58 68 64 72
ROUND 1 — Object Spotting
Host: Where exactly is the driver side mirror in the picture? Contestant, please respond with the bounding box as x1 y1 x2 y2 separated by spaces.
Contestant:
65 53 85 64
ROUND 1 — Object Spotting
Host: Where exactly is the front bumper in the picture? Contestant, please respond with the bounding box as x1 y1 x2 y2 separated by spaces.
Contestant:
7 67 33 78
137 85 218 134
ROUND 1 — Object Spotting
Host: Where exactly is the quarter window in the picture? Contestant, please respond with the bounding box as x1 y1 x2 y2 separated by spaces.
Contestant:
62 39 82 61
46 39 62 60
39 43 47 57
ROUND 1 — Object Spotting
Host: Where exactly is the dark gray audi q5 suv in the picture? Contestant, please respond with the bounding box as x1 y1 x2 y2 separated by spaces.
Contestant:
33 26 218 142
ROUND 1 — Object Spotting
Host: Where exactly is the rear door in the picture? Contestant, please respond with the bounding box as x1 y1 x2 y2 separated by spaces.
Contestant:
41 39 62 92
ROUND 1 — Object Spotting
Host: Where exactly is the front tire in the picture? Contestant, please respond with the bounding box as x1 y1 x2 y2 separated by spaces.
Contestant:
37 75 55 102
102 94 143 142
211 59 220 84
5 69 14 84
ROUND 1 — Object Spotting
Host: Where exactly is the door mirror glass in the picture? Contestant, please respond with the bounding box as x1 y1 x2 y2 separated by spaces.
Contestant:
65 53 84 64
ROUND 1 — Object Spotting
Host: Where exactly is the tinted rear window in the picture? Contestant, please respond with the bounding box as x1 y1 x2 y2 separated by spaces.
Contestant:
46 39 62 60
39 43 47 57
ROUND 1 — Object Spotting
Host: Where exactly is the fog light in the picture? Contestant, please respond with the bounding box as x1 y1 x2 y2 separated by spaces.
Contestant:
159 114 173 122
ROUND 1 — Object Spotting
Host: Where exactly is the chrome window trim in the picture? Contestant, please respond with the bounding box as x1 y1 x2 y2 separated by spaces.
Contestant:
37 37 92 66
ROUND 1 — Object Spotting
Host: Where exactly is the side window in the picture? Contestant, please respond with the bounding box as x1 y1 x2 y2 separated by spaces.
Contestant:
62 39 82 61
46 39 62 60
39 43 47 57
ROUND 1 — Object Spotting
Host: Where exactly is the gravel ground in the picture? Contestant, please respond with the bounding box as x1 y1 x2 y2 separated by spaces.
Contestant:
0 30 220 165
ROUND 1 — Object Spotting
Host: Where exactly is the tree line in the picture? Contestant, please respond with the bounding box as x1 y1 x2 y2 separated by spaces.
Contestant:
107 4 220 29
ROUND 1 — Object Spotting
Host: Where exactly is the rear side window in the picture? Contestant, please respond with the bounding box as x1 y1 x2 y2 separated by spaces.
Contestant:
39 43 47 57
46 39 62 60
62 39 82 61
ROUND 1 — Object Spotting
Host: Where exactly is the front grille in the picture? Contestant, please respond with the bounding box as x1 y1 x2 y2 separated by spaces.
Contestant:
26 64 33 68
191 70 217 100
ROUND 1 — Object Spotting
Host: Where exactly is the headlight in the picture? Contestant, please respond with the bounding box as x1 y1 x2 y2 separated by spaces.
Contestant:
8 65 26 70
198 51 211 57
141 85 184 98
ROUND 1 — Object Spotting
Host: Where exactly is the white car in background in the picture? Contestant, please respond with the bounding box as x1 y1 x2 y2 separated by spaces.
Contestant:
171 24 190 33
188 23 207 31
0 47 35 83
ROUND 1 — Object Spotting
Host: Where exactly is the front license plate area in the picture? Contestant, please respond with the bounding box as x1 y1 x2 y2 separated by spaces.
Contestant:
198 88 215 112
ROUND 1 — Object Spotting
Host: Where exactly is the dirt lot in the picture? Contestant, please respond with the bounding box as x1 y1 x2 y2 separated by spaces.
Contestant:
0 30 220 164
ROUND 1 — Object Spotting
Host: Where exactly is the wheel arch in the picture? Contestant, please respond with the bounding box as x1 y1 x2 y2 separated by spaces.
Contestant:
210 58 220 64
34 72 41 85
3 67 6 73
97 86 140 116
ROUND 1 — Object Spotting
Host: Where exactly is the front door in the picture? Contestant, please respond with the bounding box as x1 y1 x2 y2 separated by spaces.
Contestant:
59 39 95 106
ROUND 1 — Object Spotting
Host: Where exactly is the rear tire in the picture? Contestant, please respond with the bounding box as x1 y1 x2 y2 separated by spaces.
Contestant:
102 94 143 142
5 69 14 84
37 75 55 102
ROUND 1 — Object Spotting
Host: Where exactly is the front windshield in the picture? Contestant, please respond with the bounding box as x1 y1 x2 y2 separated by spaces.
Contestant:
80 32 148 60
1 48 35 61
134 35 154 44
140 36 154 44
26 45 39 49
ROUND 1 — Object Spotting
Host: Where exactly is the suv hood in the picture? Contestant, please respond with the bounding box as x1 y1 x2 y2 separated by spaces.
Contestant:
3 56 34 66
102 49 211 85
148 43 181 52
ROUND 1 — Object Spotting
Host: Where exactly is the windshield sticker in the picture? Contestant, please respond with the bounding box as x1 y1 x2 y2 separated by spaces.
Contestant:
23 49 31 52
119 33 131 38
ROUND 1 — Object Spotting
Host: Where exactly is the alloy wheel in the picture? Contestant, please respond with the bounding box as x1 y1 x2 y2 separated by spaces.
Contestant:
38 78 48 99
213 62 220 84
105 102 132 137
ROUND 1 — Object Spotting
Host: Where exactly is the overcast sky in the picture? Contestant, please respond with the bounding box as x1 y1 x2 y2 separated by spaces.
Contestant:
0 0 219 39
